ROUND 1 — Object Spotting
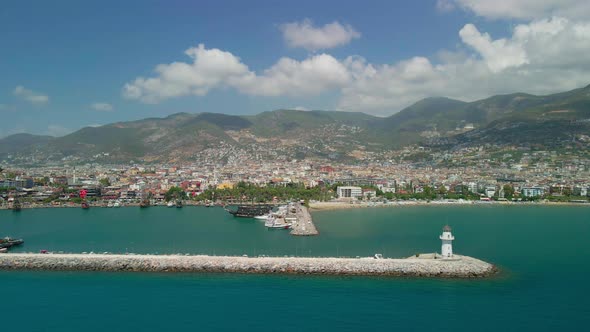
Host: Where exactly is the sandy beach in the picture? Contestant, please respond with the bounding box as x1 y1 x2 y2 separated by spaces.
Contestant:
308 200 590 211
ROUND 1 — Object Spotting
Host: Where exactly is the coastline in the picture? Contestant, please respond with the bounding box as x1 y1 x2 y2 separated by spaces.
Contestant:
308 200 590 211
0 253 496 278
1 200 588 211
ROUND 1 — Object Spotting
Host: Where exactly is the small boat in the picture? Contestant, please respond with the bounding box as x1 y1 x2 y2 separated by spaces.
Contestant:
107 201 114 208
113 201 121 208
264 217 292 229
167 201 175 208
140 199 150 208
254 214 270 220
175 200 183 208
81 201 90 209
0 237 24 249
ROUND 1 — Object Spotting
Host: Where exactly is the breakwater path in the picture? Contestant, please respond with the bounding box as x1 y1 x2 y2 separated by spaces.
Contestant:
0 253 495 277
290 205 319 236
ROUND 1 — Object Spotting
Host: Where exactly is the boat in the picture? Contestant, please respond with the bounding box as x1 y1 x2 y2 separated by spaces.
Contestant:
107 201 114 208
254 214 270 220
113 200 121 208
264 218 292 229
175 200 183 208
81 201 90 209
0 237 24 250
167 201 175 208
224 205 272 218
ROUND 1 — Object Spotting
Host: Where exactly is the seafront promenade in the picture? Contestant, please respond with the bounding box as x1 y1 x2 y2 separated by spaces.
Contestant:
0 253 495 278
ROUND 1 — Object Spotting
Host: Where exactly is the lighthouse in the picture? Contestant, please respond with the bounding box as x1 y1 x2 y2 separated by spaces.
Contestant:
439 225 454 258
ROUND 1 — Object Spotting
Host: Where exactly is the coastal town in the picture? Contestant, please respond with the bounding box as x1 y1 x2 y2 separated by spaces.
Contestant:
2 142 590 209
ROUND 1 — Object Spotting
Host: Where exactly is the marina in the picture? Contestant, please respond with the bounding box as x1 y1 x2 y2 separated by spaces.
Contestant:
0 205 589 331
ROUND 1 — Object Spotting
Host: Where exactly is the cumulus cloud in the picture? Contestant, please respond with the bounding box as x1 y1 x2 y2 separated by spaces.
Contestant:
339 16 590 113
446 0 590 20
436 0 456 12
124 17 590 115
123 45 349 102
90 102 114 112
123 44 250 103
13 86 49 105
233 54 350 96
459 24 528 72
46 124 71 137
280 19 360 51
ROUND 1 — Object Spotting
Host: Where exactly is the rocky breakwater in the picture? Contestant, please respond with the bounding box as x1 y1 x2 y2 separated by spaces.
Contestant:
0 253 496 278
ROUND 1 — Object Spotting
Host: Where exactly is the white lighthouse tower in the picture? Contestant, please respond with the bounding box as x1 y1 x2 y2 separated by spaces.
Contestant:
439 225 455 258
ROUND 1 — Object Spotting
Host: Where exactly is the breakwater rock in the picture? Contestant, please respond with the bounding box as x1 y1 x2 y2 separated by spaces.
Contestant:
0 253 496 278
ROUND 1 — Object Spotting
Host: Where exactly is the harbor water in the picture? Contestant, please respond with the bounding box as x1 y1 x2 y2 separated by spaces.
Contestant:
0 205 589 331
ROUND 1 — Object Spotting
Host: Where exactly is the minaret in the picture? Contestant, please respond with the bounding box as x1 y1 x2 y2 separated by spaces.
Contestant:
439 225 455 258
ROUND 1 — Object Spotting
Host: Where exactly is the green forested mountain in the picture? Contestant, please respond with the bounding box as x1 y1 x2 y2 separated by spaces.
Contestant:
1 85 590 164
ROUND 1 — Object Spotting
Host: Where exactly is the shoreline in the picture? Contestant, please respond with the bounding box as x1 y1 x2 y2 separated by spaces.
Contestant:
0 253 496 278
1 200 588 211
308 200 590 211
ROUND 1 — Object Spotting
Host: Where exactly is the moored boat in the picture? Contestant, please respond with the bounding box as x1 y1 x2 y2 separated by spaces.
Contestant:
0 237 24 250
264 217 292 229
167 201 175 208
225 205 272 218
175 200 183 208
81 201 90 209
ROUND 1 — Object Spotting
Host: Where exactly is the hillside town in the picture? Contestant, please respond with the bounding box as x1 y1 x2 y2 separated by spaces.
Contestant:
2 142 589 208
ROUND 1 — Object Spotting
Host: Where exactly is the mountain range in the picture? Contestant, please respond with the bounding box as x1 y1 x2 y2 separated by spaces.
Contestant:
2 84 590 164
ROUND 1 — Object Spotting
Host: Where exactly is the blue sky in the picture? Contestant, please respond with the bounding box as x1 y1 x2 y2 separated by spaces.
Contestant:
2 0 590 137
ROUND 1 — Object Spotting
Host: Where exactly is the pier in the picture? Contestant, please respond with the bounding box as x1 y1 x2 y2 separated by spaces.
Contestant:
290 204 319 236
0 253 495 278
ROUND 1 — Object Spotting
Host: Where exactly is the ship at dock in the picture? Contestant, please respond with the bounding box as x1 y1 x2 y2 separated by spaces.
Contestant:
0 237 24 251
224 205 272 218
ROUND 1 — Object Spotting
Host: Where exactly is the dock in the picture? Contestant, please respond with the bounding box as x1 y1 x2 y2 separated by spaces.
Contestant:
290 204 319 236
0 253 496 278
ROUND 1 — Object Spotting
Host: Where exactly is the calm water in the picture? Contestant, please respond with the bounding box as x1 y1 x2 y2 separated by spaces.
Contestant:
1 205 589 331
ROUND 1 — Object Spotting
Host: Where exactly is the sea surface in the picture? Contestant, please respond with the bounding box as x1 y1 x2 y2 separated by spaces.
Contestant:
0 205 589 331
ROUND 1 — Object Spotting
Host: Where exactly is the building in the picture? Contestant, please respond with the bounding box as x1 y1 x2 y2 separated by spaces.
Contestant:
337 186 362 199
521 187 544 197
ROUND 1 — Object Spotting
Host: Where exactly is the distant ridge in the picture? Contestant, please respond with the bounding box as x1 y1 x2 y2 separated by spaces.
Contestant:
1 84 589 164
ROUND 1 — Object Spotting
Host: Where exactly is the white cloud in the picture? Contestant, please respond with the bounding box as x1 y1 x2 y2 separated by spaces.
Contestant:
338 17 590 113
436 0 456 12
123 44 250 103
90 102 114 112
13 86 49 105
280 19 360 51
124 17 590 115
233 54 350 96
447 0 590 20
123 45 349 102
293 106 309 111
459 24 528 72
46 124 71 137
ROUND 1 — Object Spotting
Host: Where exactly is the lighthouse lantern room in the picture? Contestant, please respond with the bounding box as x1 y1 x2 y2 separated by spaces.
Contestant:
439 225 455 258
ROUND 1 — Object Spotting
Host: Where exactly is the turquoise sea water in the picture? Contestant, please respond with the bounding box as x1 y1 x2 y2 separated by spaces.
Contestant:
1 205 589 331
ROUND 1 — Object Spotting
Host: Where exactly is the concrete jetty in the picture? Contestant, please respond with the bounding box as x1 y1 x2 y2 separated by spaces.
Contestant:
0 253 495 278
290 204 319 236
